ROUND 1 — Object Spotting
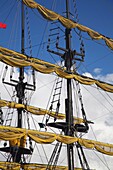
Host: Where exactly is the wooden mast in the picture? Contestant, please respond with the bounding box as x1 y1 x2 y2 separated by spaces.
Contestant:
65 0 74 169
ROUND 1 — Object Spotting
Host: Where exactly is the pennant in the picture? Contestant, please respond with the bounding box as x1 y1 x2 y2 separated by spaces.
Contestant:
0 22 7 29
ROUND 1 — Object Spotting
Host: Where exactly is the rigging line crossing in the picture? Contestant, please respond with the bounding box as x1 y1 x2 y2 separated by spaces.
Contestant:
98 88 113 109
90 125 110 170
76 145 85 169
29 114 45 162
2 0 17 23
93 150 111 170
46 142 60 169
4 93 16 127
8 0 20 48
81 84 113 120
72 0 85 58
52 142 62 170
106 92 113 103
36 21 49 57
79 51 113 74
30 111 49 163
72 80 90 132
46 142 63 170
74 28 111 51
41 77 57 125
45 76 63 124
76 143 91 170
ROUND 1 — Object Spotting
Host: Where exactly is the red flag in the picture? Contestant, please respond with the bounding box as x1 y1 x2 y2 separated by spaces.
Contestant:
0 22 7 29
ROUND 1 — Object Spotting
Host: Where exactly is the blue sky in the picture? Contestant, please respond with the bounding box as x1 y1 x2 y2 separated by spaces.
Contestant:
0 0 113 78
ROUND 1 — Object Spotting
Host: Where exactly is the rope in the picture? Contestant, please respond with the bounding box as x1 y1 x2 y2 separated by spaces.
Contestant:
25 6 32 57
72 0 85 58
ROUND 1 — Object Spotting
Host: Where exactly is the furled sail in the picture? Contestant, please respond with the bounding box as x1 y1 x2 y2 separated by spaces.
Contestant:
23 0 113 50
0 46 113 93
0 125 113 156
0 99 86 124
21 164 84 170
0 162 20 170
0 162 87 170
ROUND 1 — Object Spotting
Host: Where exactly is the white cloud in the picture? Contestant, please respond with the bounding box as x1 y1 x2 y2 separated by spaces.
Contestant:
95 73 113 84
82 72 93 78
0 64 113 169
93 68 102 74
80 71 113 169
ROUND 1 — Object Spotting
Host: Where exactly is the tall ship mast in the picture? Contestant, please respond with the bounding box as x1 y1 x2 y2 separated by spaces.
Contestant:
0 0 113 169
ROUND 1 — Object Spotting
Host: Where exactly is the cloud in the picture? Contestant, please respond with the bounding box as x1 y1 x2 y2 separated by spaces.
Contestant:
0 64 113 169
80 71 113 169
95 73 113 84
93 68 102 74
105 113 113 126
82 72 93 78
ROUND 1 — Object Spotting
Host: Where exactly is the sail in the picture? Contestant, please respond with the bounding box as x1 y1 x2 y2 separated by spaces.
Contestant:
22 0 113 50
0 46 113 93
0 125 113 156
0 99 87 123
0 162 88 170
0 162 20 170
